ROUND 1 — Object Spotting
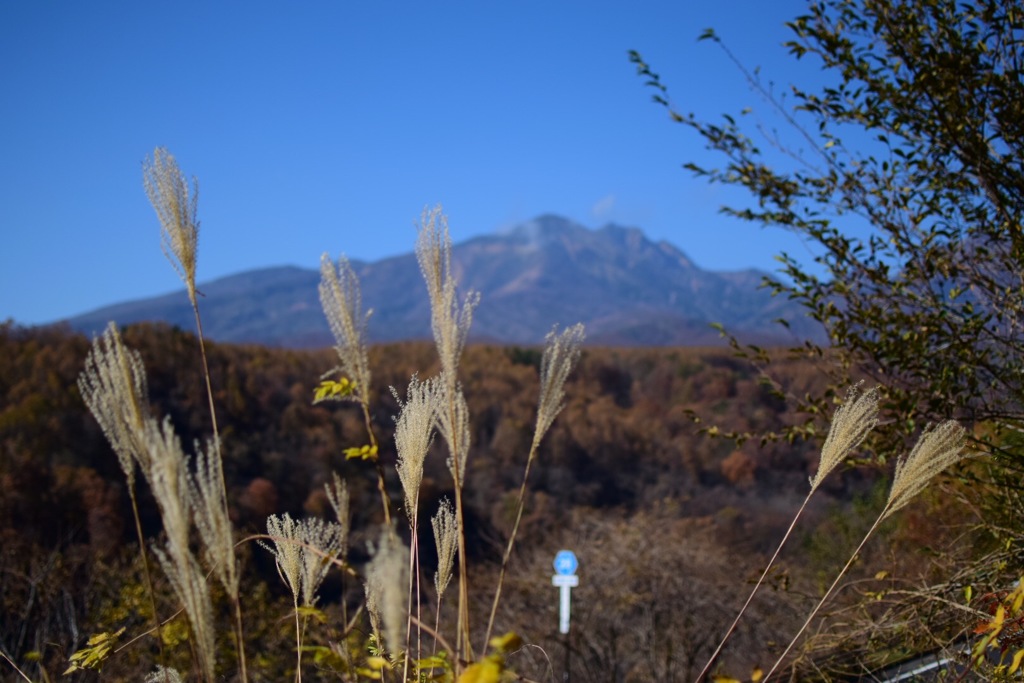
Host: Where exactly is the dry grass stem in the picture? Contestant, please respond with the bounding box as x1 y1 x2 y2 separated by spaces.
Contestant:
483 324 585 648
319 253 372 400
765 420 969 682
884 420 968 519
78 323 172 671
810 383 880 491
261 513 345 682
143 147 199 306
415 205 478 661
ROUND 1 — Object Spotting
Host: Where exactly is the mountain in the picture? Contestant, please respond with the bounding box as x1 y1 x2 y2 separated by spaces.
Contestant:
64 215 822 347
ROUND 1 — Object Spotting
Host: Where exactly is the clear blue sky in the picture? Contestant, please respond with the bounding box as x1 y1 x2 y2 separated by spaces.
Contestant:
1 1 827 325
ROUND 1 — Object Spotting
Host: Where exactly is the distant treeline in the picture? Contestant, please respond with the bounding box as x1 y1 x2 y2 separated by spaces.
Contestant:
3 320 891 678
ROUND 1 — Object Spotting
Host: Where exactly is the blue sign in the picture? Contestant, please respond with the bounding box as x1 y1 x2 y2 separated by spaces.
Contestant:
553 549 578 576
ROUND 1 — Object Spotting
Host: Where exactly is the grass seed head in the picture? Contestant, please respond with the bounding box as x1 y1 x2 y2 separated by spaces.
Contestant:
810 383 880 491
318 253 372 402
885 420 969 518
143 147 199 306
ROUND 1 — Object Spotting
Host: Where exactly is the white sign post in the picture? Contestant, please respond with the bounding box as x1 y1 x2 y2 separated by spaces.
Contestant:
552 550 579 635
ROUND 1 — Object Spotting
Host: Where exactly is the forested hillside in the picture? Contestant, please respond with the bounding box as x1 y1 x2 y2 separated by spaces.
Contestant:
0 320 979 680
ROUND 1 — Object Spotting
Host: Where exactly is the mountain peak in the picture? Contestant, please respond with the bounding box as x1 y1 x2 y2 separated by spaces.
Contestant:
494 214 585 247
64 214 823 347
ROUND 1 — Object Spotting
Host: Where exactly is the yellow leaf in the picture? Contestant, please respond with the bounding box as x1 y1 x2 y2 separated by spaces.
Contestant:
751 666 764 682
457 656 503 683
366 656 392 671
874 570 888 580
965 585 973 602
343 444 378 460
1011 648 1024 674
313 378 357 403
711 677 741 683
995 605 1007 628
489 631 523 653
64 627 125 674
417 653 452 672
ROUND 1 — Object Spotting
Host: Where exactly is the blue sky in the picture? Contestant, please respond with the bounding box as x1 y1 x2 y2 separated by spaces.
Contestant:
1 1 827 325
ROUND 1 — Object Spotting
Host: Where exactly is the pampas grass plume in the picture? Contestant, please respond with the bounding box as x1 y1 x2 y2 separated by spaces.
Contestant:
884 420 968 518
319 253 372 401
393 375 440 518
810 383 880 491
78 322 151 486
143 147 199 306
432 498 458 599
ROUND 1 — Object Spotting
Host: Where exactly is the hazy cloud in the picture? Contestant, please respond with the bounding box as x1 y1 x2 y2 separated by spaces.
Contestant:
591 194 616 221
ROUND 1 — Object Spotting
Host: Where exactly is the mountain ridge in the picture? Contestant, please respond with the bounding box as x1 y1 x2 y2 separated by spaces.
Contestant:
63 215 822 347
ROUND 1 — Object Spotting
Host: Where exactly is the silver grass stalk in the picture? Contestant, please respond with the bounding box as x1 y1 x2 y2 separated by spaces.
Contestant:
188 437 238 599
414 205 480 385
143 147 199 307
415 205 477 661
393 375 441 679
883 420 968 518
261 513 344 683
318 251 392 525
318 253 372 401
483 323 586 648
533 324 586 449
431 499 458 600
393 375 440 518
810 383 880 492
261 514 304 683
365 529 410 656
764 420 969 682
79 322 170 671
698 384 880 682
78 322 152 486
145 418 216 682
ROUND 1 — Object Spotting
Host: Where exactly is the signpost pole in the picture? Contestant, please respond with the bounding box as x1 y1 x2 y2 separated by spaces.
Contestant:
552 550 579 683
564 629 570 683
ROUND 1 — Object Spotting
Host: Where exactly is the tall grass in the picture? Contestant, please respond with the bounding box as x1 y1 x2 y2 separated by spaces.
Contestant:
65 149 587 682
44 147 977 683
